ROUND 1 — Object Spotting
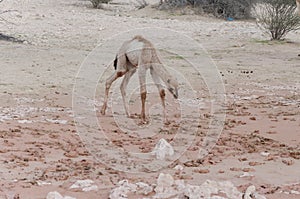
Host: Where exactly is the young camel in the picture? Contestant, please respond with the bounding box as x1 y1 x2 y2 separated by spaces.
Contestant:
101 35 179 124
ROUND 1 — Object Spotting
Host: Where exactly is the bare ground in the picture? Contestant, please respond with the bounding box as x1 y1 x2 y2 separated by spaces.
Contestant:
0 0 300 198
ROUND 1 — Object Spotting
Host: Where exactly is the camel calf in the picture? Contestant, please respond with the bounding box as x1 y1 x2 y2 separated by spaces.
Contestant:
101 35 179 124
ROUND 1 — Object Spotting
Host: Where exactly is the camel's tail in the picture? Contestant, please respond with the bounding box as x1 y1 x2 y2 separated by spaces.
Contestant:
113 55 118 70
113 54 130 70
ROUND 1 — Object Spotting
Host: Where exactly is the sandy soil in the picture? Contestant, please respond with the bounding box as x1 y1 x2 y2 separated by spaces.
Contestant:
0 0 300 198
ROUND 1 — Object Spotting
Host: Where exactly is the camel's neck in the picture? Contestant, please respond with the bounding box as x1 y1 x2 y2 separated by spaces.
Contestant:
152 63 175 86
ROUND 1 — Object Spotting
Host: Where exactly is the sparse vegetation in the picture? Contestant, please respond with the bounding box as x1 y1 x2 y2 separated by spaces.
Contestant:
135 0 149 9
160 0 255 19
254 0 300 40
89 0 112 8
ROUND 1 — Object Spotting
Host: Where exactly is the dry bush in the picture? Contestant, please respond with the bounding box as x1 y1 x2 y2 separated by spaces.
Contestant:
160 0 255 19
90 0 111 8
202 0 254 19
255 0 300 40
135 0 149 9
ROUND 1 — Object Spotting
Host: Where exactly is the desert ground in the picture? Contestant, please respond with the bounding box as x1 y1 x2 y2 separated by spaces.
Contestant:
0 0 300 198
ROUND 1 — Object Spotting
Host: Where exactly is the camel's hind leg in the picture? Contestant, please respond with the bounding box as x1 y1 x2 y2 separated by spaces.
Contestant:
150 68 168 124
138 67 147 123
120 68 136 117
101 71 125 115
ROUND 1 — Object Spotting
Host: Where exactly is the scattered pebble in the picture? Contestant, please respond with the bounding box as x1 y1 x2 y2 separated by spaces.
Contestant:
36 180 52 186
282 159 294 166
260 151 270 157
239 172 254 178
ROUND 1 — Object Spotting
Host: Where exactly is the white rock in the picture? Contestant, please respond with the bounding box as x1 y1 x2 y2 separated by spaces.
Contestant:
174 180 185 192
70 179 98 192
109 175 266 199
244 185 266 199
183 180 242 199
260 151 270 157
18 119 33 124
82 185 98 192
291 190 300 194
157 173 174 188
153 173 243 199
45 118 68 124
109 180 154 198
151 138 174 160
184 184 205 199
46 192 63 199
36 180 52 186
239 172 254 178
210 197 227 199
135 182 153 195
244 185 256 199
109 188 128 199
154 173 177 198
70 179 94 188
109 180 137 199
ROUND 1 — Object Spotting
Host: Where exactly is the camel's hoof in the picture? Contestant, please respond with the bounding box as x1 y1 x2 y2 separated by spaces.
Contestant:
138 119 149 125
100 109 106 115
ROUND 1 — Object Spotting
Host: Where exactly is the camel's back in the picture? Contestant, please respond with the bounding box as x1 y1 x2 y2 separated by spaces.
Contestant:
129 35 154 51
123 35 159 66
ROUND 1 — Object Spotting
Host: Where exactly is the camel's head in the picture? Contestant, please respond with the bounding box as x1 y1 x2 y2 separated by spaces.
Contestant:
167 78 178 99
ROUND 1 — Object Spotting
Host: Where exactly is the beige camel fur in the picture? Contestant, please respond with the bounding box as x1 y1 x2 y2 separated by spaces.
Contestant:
101 35 179 124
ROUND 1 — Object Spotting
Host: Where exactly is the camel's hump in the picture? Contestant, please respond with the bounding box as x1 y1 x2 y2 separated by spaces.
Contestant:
133 35 149 42
132 35 154 47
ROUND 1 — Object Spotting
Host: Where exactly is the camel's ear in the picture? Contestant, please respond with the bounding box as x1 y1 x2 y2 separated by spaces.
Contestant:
113 56 118 70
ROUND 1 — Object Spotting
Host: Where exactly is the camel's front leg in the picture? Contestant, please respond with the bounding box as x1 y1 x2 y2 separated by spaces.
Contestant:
101 71 124 115
120 69 136 117
150 68 169 125
138 67 147 123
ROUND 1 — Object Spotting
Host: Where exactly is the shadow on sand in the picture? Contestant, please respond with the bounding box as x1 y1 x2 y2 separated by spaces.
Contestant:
0 33 24 43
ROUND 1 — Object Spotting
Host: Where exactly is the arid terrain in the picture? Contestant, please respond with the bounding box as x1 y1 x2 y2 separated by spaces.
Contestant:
0 0 299 198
